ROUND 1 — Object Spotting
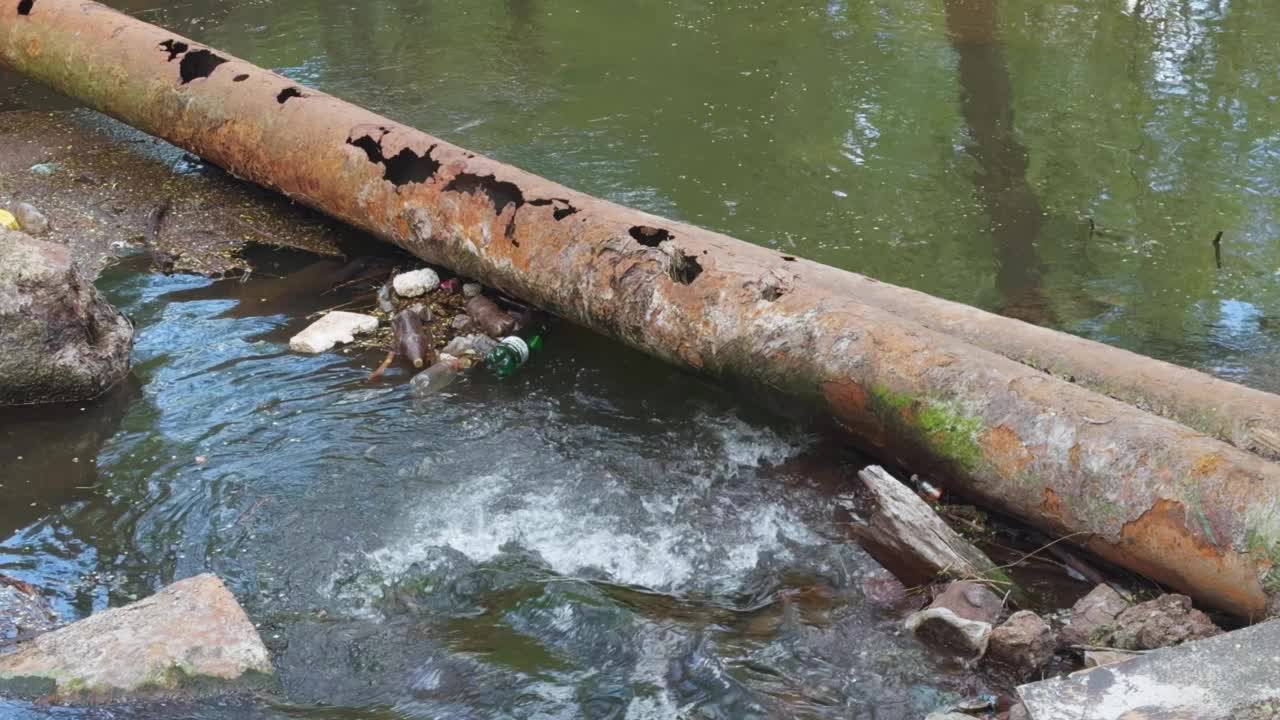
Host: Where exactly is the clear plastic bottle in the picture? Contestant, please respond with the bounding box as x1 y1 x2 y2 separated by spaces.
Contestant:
485 336 542 379
410 355 465 397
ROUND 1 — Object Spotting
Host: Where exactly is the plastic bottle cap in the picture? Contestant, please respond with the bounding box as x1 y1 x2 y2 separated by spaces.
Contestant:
500 336 529 364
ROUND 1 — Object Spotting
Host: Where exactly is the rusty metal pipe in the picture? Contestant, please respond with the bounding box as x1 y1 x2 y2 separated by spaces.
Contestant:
4 0 1280 617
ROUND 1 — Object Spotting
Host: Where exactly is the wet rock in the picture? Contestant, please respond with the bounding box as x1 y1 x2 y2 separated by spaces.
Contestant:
393 268 440 298
441 334 499 359
905 607 992 660
462 282 482 299
1082 649 1140 668
1105 594 1219 651
0 576 59 648
929 580 1003 624
1060 584 1128 647
14 202 49 235
451 315 474 332
987 611 1055 678
0 230 133 406
0 574 273 702
289 311 378 354
860 571 908 609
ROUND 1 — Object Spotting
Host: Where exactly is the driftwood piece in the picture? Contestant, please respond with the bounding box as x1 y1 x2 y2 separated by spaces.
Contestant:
847 466 1002 588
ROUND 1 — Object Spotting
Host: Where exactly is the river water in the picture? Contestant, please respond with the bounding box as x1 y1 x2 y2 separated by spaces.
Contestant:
3 0 1279 717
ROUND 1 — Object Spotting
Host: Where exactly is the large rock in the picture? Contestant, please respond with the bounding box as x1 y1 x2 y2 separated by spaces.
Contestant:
1105 594 1220 651
0 229 133 406
0 574 273 702
1060 584 1128 647
0 576 59 648
987 611 1055 679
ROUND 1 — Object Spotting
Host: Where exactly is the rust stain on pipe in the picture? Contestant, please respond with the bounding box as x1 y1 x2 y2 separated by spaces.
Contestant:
5 0 1280 617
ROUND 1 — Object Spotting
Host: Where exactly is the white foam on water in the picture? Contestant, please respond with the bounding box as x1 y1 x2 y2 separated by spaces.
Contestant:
346 413 823 600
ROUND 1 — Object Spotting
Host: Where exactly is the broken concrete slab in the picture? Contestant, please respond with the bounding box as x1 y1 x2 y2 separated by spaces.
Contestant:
288 311 379 354
1018 619 1280 720
0 574 273 702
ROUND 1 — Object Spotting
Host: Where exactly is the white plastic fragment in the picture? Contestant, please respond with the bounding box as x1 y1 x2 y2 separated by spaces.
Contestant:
289 311 378 354
392 268 440 298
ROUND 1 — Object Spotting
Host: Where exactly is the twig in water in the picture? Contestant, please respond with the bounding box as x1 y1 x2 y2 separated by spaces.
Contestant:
307 299 361 320
1213 231 1224 270
991 531 1094 572
368 351 397 381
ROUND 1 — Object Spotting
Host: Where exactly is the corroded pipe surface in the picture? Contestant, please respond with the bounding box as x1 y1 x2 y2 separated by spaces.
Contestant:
5 0 1280 617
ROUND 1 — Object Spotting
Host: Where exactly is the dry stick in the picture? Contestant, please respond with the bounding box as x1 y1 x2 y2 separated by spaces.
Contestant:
990 531 1095 573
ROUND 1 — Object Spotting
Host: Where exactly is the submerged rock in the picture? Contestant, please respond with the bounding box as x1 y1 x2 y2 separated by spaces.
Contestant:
289 311 379 354
0 574 273 702
987 611 1055 679
0 576 59 648
1105 594 1219 651
0 229 133 406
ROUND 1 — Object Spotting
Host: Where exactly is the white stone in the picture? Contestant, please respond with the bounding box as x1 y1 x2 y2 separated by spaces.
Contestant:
289 311 378 354
0 574 272 701
392 268 441 298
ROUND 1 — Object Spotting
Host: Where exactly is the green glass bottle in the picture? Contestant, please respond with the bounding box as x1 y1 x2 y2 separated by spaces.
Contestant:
485 335 542 378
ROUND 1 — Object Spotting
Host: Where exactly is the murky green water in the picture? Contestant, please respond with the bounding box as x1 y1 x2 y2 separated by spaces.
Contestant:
3 0 1279 717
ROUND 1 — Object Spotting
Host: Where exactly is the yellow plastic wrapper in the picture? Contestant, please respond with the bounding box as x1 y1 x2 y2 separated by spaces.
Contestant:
0 209 17 231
